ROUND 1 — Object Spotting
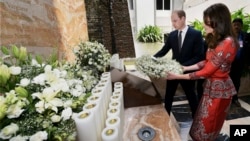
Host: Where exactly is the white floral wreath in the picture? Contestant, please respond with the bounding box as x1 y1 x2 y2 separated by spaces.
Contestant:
135 55 183 78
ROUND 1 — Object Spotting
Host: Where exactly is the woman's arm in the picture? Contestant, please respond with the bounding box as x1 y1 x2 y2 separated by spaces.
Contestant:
166 60 206 80
183 60 205 72
166 72 190 80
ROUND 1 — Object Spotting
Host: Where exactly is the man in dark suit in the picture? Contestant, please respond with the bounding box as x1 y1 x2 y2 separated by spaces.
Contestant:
230 18 250 107
153 10 204 118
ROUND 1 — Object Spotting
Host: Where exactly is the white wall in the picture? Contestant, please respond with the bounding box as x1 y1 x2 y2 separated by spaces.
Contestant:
184 0 250 24
135 0 155 33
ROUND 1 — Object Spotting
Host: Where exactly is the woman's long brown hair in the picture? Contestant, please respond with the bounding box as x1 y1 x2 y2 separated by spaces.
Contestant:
203 3 239 49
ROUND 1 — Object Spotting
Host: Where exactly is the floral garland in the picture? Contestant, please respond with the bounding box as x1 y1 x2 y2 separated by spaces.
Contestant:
0 42 111 141
135 55 183 78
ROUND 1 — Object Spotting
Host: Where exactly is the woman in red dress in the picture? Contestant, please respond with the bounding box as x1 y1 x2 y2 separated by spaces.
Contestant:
166 3 238 141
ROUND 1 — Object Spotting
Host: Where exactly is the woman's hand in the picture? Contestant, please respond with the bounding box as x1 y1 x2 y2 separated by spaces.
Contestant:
166 72 178 80
182 66 187 72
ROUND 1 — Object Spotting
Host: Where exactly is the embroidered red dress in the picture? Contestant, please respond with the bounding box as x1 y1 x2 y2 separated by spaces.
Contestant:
189 37 237 141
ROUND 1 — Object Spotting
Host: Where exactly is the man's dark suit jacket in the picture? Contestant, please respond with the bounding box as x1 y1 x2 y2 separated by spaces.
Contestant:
154 26 204 67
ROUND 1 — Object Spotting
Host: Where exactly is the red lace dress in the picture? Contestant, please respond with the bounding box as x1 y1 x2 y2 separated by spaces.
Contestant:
189 37 237 141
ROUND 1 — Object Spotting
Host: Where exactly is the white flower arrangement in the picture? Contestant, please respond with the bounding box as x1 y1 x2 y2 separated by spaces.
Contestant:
135 55 183 78
74 41 111 76
0 43 111 141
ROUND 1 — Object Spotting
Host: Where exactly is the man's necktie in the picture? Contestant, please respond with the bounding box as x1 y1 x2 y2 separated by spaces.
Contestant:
178 31 182 52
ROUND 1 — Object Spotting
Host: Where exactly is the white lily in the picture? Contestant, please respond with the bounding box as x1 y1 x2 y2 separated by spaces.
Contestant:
32 87 63 113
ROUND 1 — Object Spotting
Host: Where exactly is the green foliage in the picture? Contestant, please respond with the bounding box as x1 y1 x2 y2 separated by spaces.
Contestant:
189 19 205 37
0 45 59 67
137 25 163 43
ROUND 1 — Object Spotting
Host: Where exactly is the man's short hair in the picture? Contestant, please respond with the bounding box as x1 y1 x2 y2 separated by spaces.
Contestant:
232 18 243 25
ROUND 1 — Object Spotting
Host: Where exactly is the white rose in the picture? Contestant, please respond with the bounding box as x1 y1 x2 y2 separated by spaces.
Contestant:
61 107 72 121
44 65 52 72
0 123 19 139
9 135 28 141
31 59 39 66
29 131 48 141
63 100 72 108
6 104 25 119
20 78 30 87
51 115 61 123
9 66 21 75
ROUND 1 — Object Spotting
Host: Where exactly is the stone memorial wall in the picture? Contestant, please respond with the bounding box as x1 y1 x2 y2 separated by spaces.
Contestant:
0 0 88 61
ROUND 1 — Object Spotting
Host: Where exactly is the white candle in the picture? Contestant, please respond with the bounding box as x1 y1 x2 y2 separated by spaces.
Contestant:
98 80 112 106
74 110 98 141
108 101 123 120
92 87 107 114
114 82 123 93
83 101 102 140
107 107 120 118
105 116 122 141
101 72 111 78
114 82 123 88
87 95 105 126
110 94 122 104
109 101 121 110
101 127 119 141
101 72 112 94
110 92 124 134
96 82 111 109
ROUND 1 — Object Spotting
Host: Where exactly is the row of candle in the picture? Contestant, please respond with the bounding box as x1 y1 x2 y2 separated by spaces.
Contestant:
74 72 124 141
